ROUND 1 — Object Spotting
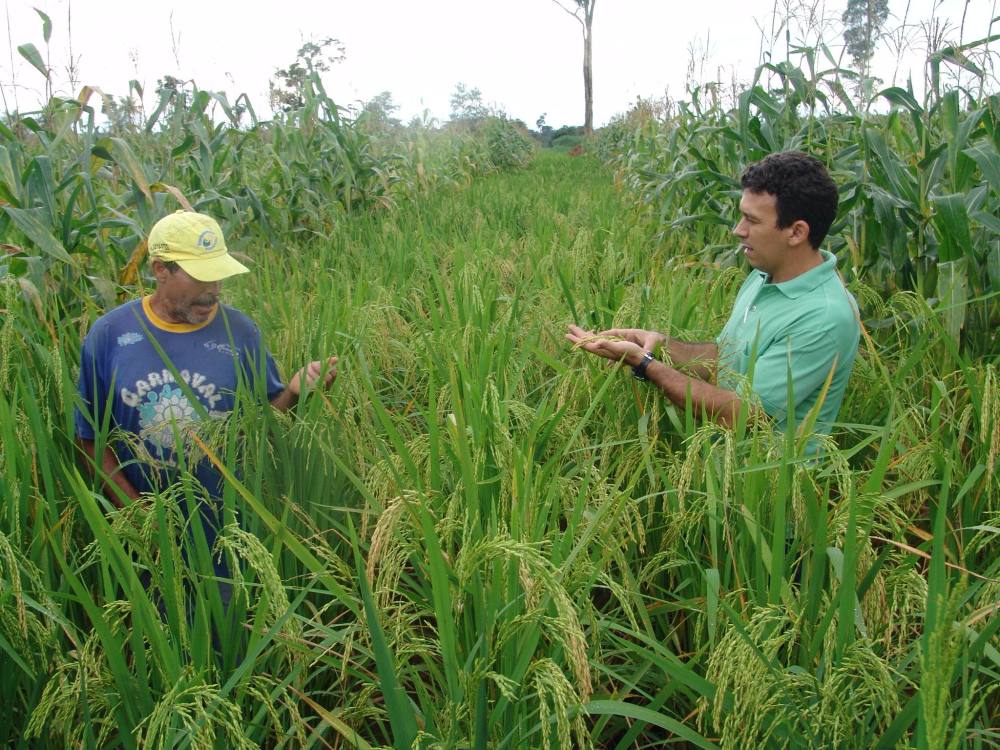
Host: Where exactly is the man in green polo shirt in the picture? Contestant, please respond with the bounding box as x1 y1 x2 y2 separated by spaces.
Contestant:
566 151 860 439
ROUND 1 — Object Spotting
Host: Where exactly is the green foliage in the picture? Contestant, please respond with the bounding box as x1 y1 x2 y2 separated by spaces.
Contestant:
449 81 491 123
0 15 998 748
842 0 890 69
483 117 535 168
551 133 584 151
0 72 532 309
268 37 346 113
357 90 403 134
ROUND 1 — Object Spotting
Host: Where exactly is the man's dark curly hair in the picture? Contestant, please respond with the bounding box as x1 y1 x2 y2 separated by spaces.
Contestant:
740 151 838 249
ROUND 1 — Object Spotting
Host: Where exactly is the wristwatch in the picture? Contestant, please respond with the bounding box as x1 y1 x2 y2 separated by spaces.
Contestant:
632 351 656 380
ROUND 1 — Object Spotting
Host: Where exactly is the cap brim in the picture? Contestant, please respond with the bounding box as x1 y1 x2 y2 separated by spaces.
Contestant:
176 254 250 282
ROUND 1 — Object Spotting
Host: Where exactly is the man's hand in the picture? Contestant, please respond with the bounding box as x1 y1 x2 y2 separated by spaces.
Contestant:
288 356 338 397
591 327 666 353
271 356 338 412
565 325 646 366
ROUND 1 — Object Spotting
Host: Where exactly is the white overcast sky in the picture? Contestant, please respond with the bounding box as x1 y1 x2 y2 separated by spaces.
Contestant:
1 0 996 127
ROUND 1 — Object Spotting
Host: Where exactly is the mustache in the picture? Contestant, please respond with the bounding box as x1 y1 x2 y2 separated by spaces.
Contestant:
193 296 219 307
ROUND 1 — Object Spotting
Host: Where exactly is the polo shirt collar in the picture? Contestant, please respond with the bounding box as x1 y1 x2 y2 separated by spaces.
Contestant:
763 250 837 299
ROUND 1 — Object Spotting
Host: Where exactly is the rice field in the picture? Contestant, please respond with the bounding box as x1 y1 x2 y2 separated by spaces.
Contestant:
2 67 999 749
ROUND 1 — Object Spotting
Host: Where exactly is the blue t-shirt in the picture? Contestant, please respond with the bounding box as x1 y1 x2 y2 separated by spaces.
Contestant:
75 296 284 497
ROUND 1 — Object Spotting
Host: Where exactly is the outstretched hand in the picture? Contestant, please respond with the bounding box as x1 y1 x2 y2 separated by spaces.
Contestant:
287 356 338 397
565 324 644 365
590 327 665 353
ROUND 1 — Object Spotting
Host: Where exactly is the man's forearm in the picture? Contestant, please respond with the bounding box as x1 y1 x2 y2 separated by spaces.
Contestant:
663 339 719 382
77 438 140 508
270 388 297 413
639 357 742 427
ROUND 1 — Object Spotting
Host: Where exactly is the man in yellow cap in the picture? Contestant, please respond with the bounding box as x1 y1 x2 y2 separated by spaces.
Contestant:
75 210 336 513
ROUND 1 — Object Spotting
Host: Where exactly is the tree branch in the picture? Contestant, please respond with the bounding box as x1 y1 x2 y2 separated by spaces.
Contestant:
550 0 584 27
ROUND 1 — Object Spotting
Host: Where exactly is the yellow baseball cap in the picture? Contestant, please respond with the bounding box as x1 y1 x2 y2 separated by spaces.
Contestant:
147 211 249 282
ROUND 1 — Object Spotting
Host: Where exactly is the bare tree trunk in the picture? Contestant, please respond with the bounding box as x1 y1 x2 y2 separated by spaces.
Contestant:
551 0 596 134
583 24 593 135
583 2 594 135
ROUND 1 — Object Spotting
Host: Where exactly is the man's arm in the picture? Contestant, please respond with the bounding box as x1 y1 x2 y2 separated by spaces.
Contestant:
588 328 718 381
76 438 140 509
664 339 719 382
566 326 747 427
636 355 742 426
270 356 338 413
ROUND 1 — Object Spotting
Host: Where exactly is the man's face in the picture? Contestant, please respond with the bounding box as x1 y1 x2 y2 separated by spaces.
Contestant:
733 190 791 278
153 261 221 324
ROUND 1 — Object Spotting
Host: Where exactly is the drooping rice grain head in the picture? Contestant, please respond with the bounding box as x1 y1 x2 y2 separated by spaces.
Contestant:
215 523 304 668
0 530 57 672
243 674 308 748
26 601 139 747
980 364 999 494
135 667 256 750
457 536 593 701
920 582 970 750
528 657 593 750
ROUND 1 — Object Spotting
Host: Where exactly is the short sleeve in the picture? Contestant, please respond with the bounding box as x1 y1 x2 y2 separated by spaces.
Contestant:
750 325 842 424
74 328 103 440
238 324 285 402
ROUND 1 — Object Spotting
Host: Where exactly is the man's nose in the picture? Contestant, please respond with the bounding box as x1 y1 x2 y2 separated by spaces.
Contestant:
733 218 747 236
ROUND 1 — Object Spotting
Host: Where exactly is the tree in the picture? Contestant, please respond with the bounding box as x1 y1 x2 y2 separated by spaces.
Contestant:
268 38 345 113
358 90 402 132
842 0 889 76
534 113 555 147
551 0 596 135
449 82 490 123
102 94 142 133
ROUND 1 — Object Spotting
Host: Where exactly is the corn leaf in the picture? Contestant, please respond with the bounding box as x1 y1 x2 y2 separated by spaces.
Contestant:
16 43 47 79
95 137 153 202
3 206 73 263
930 193 972 263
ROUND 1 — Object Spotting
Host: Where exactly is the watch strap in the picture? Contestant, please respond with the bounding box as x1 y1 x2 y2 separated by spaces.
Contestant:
632 351 656 380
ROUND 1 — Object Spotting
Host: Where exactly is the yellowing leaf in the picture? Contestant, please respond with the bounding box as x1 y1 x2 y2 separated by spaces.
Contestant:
3 207 73 264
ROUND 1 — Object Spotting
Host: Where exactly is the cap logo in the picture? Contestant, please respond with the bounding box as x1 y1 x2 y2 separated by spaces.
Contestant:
196 230 218 252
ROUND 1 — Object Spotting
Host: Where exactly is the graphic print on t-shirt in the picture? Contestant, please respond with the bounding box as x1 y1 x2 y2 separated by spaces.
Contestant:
137 383 198 452
119 368 227 456
117 331 144 347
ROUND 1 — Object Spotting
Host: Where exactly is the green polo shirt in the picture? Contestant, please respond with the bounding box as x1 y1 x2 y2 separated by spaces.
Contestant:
716 250 860 435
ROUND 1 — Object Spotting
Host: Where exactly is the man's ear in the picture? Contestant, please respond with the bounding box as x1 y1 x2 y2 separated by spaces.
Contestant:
787 219 811 248
150 259 168 282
